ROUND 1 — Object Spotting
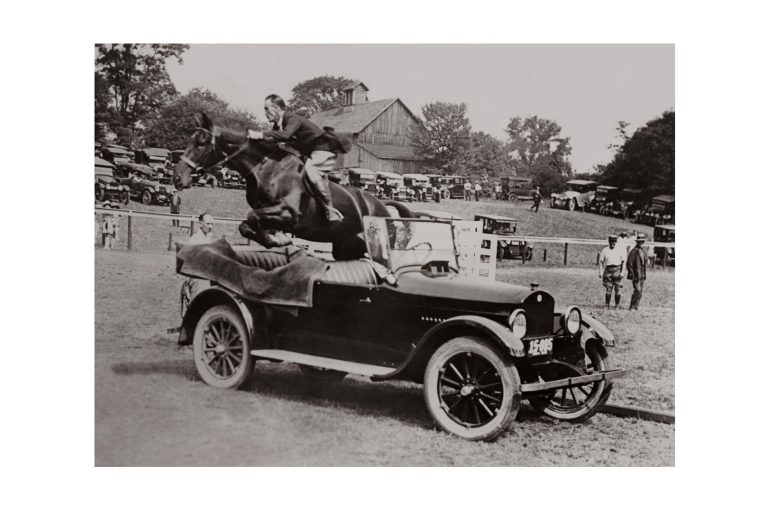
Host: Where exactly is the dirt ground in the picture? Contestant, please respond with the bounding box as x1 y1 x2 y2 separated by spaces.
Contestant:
95 249 674 466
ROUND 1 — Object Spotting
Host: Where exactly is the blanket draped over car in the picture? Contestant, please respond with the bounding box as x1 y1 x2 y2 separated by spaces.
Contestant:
176 238 329 308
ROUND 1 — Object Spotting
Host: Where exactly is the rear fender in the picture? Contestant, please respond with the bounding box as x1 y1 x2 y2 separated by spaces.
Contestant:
178 286 257 346
372 315 524 382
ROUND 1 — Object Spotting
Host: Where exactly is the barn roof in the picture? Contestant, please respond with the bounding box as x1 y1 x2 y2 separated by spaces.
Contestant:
310 98 417 135
359 143 423 161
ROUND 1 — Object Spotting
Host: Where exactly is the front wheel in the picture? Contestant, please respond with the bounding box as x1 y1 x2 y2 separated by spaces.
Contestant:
528 342 612 422
142 189 152 205
508 193 518 201
95 186 105 202
192 305 255 389
568 198 577 211
424 336 522 441
550 198 556 208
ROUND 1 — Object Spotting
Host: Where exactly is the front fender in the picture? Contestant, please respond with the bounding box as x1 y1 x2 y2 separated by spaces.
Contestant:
372 315 524 382
579 312 615 348
178 285 256 346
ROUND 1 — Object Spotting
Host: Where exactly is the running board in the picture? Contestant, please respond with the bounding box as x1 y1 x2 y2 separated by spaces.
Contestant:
521 369 630 394
250 349 395 377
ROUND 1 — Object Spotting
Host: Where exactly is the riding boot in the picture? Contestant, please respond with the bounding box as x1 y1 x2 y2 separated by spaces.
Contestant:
615 294 621 309
605 293 611 307
305 167 343 223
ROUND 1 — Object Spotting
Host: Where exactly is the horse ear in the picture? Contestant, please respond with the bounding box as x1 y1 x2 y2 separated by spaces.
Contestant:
194 112 213 129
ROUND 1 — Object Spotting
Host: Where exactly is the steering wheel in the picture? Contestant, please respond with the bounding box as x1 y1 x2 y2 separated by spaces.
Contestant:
406 241 433 265
407 241 433 251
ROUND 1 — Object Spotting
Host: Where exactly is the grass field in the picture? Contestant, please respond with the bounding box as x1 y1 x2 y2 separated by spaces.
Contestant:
95 188 673 465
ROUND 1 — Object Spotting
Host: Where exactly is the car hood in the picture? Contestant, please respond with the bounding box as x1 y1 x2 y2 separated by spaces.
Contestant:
394 270 548 305
96 174 119 185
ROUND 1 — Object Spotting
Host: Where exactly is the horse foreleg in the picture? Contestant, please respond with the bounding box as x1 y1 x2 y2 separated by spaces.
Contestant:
238 213 291 248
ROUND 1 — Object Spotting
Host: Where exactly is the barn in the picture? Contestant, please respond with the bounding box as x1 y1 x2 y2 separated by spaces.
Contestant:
309 82 423 174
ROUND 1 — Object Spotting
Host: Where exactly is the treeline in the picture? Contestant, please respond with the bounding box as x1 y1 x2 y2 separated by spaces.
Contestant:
95 47 673 194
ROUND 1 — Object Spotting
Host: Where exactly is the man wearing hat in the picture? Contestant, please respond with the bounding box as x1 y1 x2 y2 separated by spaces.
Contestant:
598 234 625 308
626 233 649 311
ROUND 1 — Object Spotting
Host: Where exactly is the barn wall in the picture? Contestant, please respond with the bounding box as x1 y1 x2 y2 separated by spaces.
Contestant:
357 100 419 146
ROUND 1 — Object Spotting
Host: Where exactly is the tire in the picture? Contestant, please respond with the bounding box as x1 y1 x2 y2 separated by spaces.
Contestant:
142 189 152 205
122 192 130 205
298 365 347 382
568 198 577 211
424 336 522 441
528 342 612 422
95 186 105 202
192 305 255 389
550 198 556 208
508 193 518 201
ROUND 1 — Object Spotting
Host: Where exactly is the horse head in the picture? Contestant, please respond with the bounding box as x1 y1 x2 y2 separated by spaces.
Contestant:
174 112 225 190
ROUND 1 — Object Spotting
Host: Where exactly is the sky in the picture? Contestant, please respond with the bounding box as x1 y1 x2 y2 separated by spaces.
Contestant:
166 44 674 172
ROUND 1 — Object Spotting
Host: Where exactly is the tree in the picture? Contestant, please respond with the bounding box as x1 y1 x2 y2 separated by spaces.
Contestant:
602 110 675 196
505 115 574 190
465 132 514 182
288 76 357 116
143 88 264 150
411 102 472 175
95 44 189 145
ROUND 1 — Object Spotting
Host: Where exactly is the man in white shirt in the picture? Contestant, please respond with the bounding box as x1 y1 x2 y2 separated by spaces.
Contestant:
598 234 626 308
463 180 472 201
187 212 215 245
474 182 482 201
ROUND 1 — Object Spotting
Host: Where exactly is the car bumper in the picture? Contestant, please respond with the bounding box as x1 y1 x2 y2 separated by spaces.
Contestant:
521 368 630 395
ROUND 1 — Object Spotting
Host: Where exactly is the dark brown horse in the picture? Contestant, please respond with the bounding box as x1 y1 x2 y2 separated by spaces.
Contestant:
173 112 412 260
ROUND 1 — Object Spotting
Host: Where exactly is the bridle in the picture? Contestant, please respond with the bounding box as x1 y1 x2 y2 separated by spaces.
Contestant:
179 127 250 174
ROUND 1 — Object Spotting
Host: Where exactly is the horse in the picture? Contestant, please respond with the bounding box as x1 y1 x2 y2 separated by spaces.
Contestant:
172 112 412 260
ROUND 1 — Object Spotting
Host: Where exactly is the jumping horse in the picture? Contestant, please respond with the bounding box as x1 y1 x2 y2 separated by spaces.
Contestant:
172 112 412 260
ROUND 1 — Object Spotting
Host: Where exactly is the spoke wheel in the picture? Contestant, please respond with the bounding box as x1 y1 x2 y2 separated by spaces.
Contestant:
528 342 612 422
192 305 254 389
298 365 347 381
568 198 577 211
142 189 152 205
424 337 521 441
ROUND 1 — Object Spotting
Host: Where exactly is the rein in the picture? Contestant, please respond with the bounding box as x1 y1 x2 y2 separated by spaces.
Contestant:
181 127 251 174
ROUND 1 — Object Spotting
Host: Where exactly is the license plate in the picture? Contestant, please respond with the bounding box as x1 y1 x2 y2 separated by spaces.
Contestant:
528 337 553 357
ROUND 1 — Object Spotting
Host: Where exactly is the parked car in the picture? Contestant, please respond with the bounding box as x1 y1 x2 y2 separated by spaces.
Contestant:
602 188 641 219
584 185 619 214
376 171 412 201
501 177 533 201
348 168 380 196
550 180 598 211
100 144 133 166
94 157 130 204
177 217 627 441
475 214 533 261
447 176 471 199
135 147 171 175
424 174 459 200
636 195 675 226
652 224 675 265
193 170 220 188
114 162 172 205
403 173 433 202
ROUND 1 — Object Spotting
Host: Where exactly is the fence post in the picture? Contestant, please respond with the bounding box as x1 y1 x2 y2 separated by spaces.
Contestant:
543 249 547 262
662 249 667 269
521 242 526 265
127 216 133 250
190 220 196 235
596 252 600 266
168 231 173 251
563 243 568 266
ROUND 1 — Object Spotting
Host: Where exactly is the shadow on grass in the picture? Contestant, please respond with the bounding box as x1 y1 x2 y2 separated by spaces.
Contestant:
112 359 196 380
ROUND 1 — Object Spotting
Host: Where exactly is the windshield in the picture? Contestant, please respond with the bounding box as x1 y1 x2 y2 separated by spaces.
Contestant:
364 217 458 272
567 183 593 193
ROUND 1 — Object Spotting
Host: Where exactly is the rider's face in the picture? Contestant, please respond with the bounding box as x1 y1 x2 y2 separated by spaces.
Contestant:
264 101 282 123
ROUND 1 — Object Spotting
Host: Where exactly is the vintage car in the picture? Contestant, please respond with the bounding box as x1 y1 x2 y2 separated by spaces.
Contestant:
403 173 433 202
192 170 220 188
176 217 626 441
115 162 172 205
447 176 471 199
94 157 130 204
602 188 641 219
100 144 133 166
218 168 245 189
584 185 619 214
636 195 675 226
475 214 533 261
501 177 533 201
376 171 413 201
550 180 598 211
348 168 380 195
652 224 675 266
135 147 170 173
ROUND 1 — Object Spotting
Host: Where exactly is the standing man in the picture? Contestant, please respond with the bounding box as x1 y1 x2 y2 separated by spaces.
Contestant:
463 179 472 201
626 233 649 311
248 94 350 223
494 182 502 200
474 181 482 201
530 187 542 212
187 212 216 245
598 235 625 308
170 190 181 229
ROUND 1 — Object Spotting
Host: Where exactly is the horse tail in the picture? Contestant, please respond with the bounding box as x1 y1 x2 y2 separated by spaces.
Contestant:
383 200 414 218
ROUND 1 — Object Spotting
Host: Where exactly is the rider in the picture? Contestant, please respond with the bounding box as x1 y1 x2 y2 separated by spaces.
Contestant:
247 94 350 223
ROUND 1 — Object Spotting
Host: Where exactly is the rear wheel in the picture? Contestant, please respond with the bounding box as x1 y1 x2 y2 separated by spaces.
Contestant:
550 198 556 208
424 337 521 441
528 342 612 422
508 193 518 201
95 186 104 202
142 189 152 205
568 198 577 211
192 305 254 389
298 365 347 381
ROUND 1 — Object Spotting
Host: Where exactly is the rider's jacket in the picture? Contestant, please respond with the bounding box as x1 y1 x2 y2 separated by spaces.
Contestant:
262 112 351 157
